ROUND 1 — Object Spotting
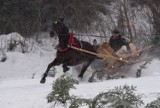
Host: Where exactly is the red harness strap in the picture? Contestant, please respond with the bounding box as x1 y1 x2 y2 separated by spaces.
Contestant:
58 32 79 52
68 32 79 47
57 47 69 52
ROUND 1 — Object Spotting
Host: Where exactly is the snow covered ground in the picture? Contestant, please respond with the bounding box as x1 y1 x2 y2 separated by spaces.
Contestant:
0 33 160 108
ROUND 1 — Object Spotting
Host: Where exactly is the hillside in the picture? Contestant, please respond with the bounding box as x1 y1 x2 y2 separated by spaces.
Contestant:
0 33 160 108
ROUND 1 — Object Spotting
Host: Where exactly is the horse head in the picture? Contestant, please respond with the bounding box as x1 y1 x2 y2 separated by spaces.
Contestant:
50 18 69 37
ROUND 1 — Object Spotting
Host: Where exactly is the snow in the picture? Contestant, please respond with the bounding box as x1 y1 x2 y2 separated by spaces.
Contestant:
0 33 160 108
0 32 24 51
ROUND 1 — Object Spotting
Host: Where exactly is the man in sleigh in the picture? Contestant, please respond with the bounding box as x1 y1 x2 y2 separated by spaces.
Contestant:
97 29 152 76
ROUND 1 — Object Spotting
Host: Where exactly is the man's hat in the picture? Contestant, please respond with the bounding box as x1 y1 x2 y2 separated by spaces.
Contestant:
93 39 97 42
112 29 120 34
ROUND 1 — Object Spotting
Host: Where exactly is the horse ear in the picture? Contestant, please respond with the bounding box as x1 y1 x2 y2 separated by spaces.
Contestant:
59 17 65 22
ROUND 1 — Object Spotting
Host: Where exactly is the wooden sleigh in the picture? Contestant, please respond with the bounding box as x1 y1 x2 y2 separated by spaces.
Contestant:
69 42 153 76
69 42 152 64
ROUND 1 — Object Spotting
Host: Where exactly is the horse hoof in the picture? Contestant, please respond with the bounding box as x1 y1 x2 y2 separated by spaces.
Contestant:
63 67 70 72
78 75 83 79
40 78 46 84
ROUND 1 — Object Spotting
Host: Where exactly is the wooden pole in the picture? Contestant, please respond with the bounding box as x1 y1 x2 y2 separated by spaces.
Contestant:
69 45 128 63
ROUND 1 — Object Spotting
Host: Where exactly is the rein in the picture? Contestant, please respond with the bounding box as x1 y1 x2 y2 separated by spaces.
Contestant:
57 47 70 52
57 33 107 38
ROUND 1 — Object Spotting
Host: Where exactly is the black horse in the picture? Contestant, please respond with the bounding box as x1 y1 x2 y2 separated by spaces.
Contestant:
40 18 98 83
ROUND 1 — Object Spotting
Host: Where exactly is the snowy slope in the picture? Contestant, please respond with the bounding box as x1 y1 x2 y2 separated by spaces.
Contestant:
1 72 160 108
0 33 160 108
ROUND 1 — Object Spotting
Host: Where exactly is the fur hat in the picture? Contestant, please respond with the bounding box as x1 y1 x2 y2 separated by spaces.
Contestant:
112 29 120 34
93 39 97 42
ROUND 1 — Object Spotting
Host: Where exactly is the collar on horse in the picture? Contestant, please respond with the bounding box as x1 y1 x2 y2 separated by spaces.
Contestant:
58 32 79 52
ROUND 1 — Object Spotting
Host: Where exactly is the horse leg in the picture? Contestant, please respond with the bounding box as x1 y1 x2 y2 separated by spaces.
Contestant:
62 59 71 73
78 59 94 78
62 62 70 72
40 58 60 84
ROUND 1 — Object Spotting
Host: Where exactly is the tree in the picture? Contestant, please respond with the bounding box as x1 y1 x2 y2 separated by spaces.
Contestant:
129 0 160 46
0 0 113 36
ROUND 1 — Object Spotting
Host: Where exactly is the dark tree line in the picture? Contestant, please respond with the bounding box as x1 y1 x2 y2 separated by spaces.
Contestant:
0 0 112 36
0 0 160 47
130 0 160 34
129 0 160 46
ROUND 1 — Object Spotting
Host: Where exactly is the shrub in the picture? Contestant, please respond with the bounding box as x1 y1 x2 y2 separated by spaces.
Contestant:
0 51 7 62
47 75 143 108
7 40 17 51
136 60 151 78
145 97 160 108
88 68 105 82
47 74 79 106
90 85 143 108
89 68 126 82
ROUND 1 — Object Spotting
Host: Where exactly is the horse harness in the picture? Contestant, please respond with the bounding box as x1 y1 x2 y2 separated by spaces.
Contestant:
57 32 81 52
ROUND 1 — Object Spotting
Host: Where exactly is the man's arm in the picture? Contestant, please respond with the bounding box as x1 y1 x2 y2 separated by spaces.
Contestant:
122 38 138 56
122 38 130 46
109 38 113 46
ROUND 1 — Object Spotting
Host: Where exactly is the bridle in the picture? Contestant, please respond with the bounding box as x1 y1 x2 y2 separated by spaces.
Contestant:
53 20 64 35
52 20 82 52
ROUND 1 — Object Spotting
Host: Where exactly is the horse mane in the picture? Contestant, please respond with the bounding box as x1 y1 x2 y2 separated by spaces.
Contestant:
57 21 70 49
61 25 69 34
57 17 69 34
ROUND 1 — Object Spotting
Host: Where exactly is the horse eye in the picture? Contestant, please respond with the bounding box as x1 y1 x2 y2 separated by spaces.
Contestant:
54 21 58 24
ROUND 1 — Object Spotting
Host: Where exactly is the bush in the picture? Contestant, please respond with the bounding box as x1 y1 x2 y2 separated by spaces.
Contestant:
90 85 143 108
89 68 126 82
106 85 144 107
136 60 151 78
145 97 160 108
0 50 7 62
7 40 17 51
47 74 79 106
47 75 143 108
88 68 105 82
